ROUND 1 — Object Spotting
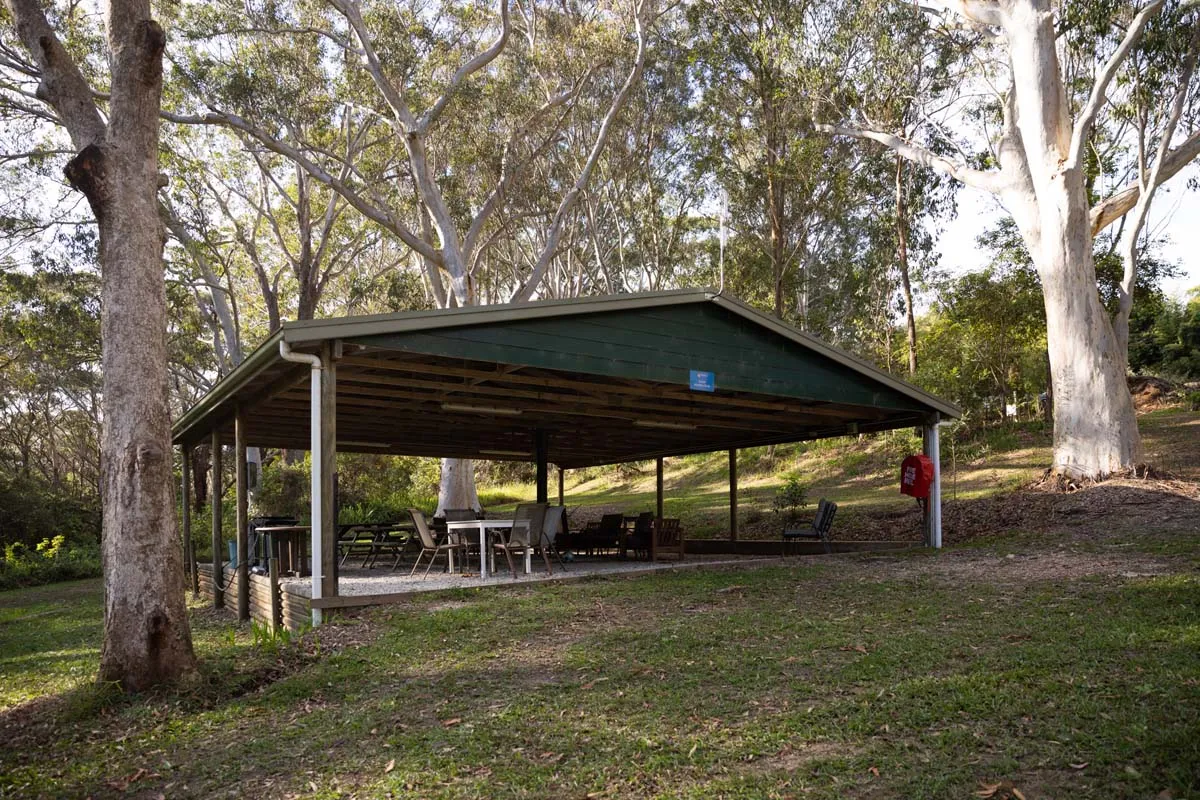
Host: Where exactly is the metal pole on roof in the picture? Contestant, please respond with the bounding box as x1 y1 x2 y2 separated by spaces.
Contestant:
717 190 728 294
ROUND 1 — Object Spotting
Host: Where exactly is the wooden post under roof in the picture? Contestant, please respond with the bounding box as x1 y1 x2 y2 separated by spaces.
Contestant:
557 466 564 506
210 430 223 609
728 448 738 542
181 445 197 597
235 409 250 622
535 429 549 504
319 341 338 601
654 457 664 561
268 540 281 633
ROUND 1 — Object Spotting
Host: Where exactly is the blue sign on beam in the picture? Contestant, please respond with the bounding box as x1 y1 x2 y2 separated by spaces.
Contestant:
689 370 715 392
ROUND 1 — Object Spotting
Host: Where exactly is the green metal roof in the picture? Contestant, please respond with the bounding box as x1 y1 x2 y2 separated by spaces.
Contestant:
173 289 958 467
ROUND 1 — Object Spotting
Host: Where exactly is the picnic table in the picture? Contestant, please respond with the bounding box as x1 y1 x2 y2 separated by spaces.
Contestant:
339 522 415 569
445 518 534 578
256 525 310 576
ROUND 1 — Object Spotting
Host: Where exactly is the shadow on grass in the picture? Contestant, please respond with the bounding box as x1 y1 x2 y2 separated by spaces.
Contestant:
2 561 1198 799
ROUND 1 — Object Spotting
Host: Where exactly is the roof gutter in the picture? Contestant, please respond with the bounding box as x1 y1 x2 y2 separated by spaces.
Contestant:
278 341 326 628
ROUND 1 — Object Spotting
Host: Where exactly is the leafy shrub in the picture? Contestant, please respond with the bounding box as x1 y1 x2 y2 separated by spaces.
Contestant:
1188 391 1200 412
0 533 101 591
337 497 420 524
772 477 809 525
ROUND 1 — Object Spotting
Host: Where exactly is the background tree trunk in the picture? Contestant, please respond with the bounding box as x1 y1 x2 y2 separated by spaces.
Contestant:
435 458 481 515
895 155 918 376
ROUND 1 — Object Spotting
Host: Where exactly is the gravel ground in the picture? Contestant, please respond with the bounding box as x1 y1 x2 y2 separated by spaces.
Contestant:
280 554 777 598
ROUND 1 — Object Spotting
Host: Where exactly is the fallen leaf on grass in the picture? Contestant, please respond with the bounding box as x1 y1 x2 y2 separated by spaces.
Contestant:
441 718 462 727
839 645 869 654
716 585 747 594
1070 762 1089 770
868 766 880 777
975 781 1026 800
384 759 395 773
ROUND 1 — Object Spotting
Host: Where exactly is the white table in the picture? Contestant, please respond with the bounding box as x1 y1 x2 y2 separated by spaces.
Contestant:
446 519 531 578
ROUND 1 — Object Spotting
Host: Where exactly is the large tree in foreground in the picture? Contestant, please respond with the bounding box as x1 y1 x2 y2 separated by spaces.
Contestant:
5 0 196 688
817 0 1200 479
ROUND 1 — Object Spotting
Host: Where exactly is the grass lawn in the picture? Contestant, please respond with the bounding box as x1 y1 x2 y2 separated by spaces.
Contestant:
1 513 1198 799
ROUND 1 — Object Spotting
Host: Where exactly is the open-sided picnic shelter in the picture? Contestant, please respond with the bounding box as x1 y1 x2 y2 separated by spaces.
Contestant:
172 289 959 628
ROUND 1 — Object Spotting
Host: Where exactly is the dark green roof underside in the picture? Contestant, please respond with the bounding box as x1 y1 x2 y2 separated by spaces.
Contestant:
173 291 957 467
350 304 926 413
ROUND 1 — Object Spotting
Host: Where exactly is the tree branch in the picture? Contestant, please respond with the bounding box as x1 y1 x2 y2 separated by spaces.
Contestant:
1065 0 1166 173
161 108 441 263
462 83 578 263
510 0 649 302
1114 21 1199 351
1089 128 1200 235
814 122 1007 194
327 0 419 131
3 0 105 149
921 0 1004 28
418 0 511 132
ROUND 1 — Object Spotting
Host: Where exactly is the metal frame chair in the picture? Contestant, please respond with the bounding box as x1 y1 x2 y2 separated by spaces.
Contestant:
493 503 549 579
408 508 466 578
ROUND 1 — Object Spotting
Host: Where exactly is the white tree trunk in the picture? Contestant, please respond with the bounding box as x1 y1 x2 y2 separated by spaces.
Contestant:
435 458 481 515
1021 179 1142 478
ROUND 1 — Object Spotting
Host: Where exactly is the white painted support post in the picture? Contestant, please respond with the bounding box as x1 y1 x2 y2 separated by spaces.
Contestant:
923 416 943 549
931 423 942 548
279 341 326 627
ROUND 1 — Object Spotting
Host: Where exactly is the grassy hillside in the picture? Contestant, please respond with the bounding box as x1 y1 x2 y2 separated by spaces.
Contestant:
483 409 1200 540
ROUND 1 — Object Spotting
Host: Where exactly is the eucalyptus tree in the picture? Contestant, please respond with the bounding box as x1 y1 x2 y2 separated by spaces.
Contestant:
815 0 1200 479
3 0 196 688
683 0 955 367
164 0 652 509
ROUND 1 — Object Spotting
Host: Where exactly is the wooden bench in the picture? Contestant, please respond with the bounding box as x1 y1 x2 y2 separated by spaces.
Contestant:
630 517 685 561
651 517 684 561
781 499 837 555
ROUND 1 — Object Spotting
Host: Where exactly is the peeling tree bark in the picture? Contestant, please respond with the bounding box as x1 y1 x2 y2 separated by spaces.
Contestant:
6 0 196 690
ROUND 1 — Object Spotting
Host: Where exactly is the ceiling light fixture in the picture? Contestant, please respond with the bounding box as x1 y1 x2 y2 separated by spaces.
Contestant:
441 403 523 416
634 419 697 431
479 449 530 458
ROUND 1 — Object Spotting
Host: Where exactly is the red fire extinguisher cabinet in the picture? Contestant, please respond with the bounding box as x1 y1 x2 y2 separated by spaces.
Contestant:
900 454 934 499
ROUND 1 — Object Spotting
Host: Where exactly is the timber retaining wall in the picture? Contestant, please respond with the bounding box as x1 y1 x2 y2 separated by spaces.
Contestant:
196 563 313 633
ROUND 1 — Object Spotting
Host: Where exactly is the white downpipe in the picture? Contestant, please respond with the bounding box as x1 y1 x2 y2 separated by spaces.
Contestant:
930 421 943 549
279 341 324 626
